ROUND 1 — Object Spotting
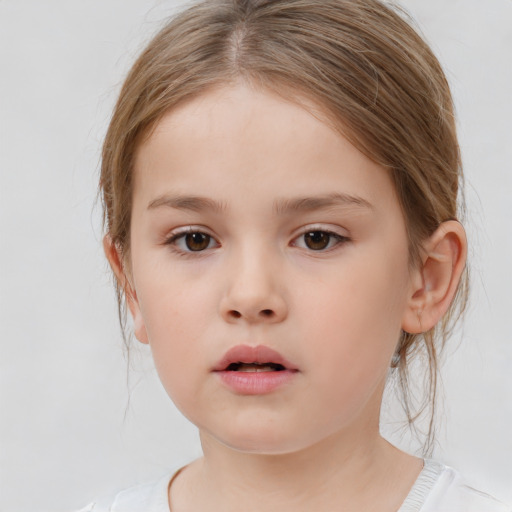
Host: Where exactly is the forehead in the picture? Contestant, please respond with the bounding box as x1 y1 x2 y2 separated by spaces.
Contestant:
137 83 338 168
133 83 398 215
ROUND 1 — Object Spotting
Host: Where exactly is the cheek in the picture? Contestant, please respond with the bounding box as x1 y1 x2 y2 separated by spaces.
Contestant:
304 248 409 335
298 250 410 382
134 268 217 399
135 254 216 330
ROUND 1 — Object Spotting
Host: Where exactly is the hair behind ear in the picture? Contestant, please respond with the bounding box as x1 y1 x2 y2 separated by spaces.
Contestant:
103 235 149 345
393 220 468 454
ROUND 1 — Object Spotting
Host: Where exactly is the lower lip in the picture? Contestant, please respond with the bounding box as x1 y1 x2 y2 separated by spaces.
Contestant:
215 370 297 395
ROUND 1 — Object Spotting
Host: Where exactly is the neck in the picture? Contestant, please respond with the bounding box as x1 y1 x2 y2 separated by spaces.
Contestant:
171 423 421 512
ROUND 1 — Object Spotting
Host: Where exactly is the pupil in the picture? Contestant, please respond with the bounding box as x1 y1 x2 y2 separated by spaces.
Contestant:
185 232 210 251
305 231 329 250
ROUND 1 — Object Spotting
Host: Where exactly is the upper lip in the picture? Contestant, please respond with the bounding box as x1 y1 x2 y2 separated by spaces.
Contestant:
213 344 298 371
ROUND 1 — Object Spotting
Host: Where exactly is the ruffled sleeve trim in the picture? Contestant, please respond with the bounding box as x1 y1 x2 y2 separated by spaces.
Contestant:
398 459 444 512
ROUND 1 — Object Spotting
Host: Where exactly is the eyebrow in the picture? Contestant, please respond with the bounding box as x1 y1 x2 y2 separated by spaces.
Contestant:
148 194 227 213
147 192 373 214
273 192 373 215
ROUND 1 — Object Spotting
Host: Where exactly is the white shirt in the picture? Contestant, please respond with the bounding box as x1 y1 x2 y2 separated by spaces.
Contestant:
399 459 510 512
78 459 510 512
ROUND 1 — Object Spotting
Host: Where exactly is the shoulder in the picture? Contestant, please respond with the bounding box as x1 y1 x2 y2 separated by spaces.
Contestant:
74 472 176 512
414 460 511 512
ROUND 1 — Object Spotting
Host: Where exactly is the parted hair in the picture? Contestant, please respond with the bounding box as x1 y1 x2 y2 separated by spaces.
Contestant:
101 0 468 454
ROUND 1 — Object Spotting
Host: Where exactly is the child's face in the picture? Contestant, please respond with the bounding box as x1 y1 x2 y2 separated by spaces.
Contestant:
127 84 415 454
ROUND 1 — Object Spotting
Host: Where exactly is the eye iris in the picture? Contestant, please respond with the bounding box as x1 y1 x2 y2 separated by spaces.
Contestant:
304 231 330 250
185 232 210 251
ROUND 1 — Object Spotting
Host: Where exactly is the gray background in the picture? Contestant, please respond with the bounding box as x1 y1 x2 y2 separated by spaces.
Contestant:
1 1 511 510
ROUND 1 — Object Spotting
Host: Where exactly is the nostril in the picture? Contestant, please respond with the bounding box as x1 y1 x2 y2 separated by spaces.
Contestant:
225 308 277 321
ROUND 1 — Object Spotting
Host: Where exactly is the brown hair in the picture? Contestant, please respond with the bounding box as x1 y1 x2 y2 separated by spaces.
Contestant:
101 0 468 454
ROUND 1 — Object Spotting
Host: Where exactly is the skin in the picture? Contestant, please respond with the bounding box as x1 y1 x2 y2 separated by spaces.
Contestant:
105 83 467 512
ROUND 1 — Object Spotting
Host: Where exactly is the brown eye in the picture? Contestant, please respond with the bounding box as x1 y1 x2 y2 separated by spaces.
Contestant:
185 232 211 251
304 231 331 250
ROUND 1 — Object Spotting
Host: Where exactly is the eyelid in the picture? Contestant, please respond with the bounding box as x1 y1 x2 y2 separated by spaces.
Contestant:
290 224 351 251
292 224 350 238
163 225 220 253
161 224 349 253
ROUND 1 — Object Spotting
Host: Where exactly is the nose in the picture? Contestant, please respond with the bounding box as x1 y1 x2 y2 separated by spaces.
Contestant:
219 247 288 325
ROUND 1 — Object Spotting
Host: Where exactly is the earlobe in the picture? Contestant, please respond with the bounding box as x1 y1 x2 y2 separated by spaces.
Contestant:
102 235 149 344
402 220 467 334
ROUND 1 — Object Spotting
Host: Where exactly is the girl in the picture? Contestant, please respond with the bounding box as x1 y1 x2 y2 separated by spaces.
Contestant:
83 0 510 510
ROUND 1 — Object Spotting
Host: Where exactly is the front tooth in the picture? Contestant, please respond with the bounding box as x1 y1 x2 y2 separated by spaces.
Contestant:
238 364 274 372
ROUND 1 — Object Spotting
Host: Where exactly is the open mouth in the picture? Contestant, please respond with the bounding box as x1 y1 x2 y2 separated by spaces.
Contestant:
213 344 298 374
226 362 286 372
215 346 297 394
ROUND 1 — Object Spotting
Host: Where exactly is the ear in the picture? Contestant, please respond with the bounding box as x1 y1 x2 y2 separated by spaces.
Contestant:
402 220 467 334
103 235 149 344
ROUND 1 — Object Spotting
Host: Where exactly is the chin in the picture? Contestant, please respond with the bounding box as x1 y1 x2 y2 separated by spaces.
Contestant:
206 422 316 456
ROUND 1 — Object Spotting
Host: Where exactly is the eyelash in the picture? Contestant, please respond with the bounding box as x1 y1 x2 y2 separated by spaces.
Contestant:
291 228 350 252
164 227 219 256
163 226 350 256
